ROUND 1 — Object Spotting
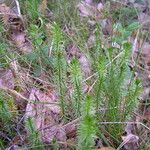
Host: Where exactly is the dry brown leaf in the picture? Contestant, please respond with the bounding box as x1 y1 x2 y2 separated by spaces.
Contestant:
0 3 11 24
79 54 91 78
85 0 93 4
132 42 150 87
87 33 96 48
10 30 32 53
138 12 150 28
0 3 32 53
63 118 79 138
25 88 67 146
77 1 103 20
141 43 150 56
0 69 15 89
97 2 104 12
121 134 140 150
143 106 150 120
101 19 113 35
77 1 94 17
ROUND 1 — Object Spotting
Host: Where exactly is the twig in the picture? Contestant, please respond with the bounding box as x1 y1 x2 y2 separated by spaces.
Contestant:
87 78 98 93
14 0 21 16
99 121 150 131
0 86 59 105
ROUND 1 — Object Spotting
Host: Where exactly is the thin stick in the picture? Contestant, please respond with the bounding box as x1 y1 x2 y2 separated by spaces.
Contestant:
0 86 59 105
99 121 150 131
14 0 21 16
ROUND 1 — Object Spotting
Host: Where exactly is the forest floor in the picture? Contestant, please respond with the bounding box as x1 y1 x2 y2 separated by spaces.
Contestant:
0 0 150 150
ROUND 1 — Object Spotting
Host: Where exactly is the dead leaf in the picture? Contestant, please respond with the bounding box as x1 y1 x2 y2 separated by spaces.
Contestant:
143 106 150 120
63 118 79 138
25 88 67 147
97 3 104 12
0 3 32 53
0 3 11 24
121 134 140 150
0 69 14 89
87 33 96 48
77 1 103 20
79 54 91 78
138 12 150 28
132 42 150 87
77 1 94 17
101 19 113 35
85 0 93 4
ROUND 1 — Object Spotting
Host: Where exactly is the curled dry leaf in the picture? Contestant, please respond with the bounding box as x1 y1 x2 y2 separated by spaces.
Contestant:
25 88 67 147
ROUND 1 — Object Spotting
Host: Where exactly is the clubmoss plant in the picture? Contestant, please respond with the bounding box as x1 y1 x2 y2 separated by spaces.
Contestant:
51 22 67 117
77 95 97 150
69 58 83 117
25 117 44 150
0 91 17 148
